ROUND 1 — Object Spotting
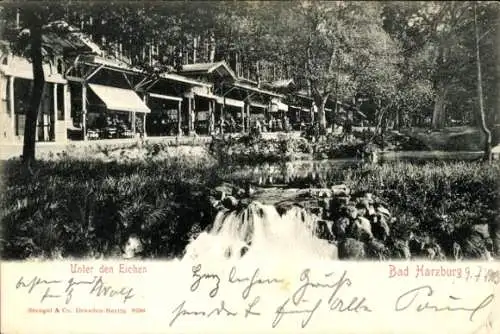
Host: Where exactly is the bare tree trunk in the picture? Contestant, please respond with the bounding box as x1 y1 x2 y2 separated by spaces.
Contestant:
474 3 492 162
313 93 328 135
209 33 216 63
431 83 447 130
256 61 261 87
23 11 45 167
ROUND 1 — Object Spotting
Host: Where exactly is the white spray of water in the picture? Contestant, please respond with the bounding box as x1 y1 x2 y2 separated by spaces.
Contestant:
184 201 337 263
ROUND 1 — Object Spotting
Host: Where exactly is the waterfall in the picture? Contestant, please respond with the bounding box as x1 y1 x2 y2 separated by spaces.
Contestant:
184 201 337 262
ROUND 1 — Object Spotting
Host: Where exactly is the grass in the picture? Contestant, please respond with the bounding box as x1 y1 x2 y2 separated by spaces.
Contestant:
1 154 498 260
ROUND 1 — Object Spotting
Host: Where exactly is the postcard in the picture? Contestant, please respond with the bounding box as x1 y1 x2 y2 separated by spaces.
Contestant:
1 1 500 333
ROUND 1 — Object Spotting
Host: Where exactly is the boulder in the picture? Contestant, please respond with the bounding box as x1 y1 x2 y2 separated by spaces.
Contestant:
338 238 366 259
233 187 246 197
214 183 235 200
371 215 390 241
349 216 373 241
317 220 335 241
331 184 349 196
345 205 358 219
333 217 351 239
222 196 239 210
376 205 391 217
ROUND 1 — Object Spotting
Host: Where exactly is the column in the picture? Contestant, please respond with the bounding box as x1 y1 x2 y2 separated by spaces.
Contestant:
142 95 147 138
63 83 69 131
311 103 315 123
220 102 225 134
188 97 194 135
241 105 245 133
245 103 251 132
9 76 15 139
82 83 87 141
53 83 58 141
132 112 136 135
177 100 182 136
208 99 214 134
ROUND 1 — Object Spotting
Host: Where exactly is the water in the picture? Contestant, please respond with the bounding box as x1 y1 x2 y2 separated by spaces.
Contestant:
184 201 337 262
183 153 484 264
224 159 360 186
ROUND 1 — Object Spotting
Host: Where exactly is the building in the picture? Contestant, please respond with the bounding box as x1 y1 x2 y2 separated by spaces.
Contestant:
1 53 70 144
179 61 286 134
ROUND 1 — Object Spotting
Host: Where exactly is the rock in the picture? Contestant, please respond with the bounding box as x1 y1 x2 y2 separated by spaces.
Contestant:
245 184 256 196
209 197 221 209
309 188 332 198
376 205 391 217
331 184 349 196
362 193 375 204
490 215 500 256
333 196 350 206
345 205 358 219
349 216 373 241
222 196 239 209
356 206 367 217
372 216 390 241
234 187 246 197
366 239 389 259
367 205 376 216
338 238 366 259
319 198 330 214
310 206 323 217
333 217 351 239
472 224 490 239
214 183 234 200
317 220 335 241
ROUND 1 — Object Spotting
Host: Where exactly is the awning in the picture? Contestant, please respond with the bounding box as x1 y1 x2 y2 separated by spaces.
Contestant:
148 92 182 102
1 64 67 84
89 84 150 113
271 99 288 112
250 101 268 109
216 96 244 108
195 91 217 100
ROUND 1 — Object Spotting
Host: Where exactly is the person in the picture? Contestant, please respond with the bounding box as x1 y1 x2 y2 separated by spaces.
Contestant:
343 112 353 140
135 117 144 138
255 119 262 134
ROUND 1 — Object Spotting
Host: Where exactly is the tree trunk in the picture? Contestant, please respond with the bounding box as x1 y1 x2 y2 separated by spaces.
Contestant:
209 33 216 63
313 94 328 135
431 83 447 130
474 3 492 162
22 12 45 167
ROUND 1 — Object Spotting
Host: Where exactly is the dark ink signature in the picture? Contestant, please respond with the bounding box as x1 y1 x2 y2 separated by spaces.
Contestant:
89 276 135 303
16 276 62 293
228 266 284 300
191 264 221 298
395 285 494 321
169 300 237 327
15 275 135 304
272 269 372 328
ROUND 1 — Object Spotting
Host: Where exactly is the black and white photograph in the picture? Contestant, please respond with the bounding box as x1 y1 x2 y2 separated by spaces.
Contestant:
2 2 500 334
0 1 499 263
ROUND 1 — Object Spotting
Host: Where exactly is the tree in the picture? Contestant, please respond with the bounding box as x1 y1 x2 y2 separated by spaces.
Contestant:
250 1 401 134
382 1 500 131
8 3 67 166
22 8 44 166
474 2 492 161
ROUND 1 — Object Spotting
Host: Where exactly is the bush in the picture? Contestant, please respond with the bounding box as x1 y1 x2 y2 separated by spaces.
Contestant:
0 157 219 260
209 134 313 164
1 156 497 260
